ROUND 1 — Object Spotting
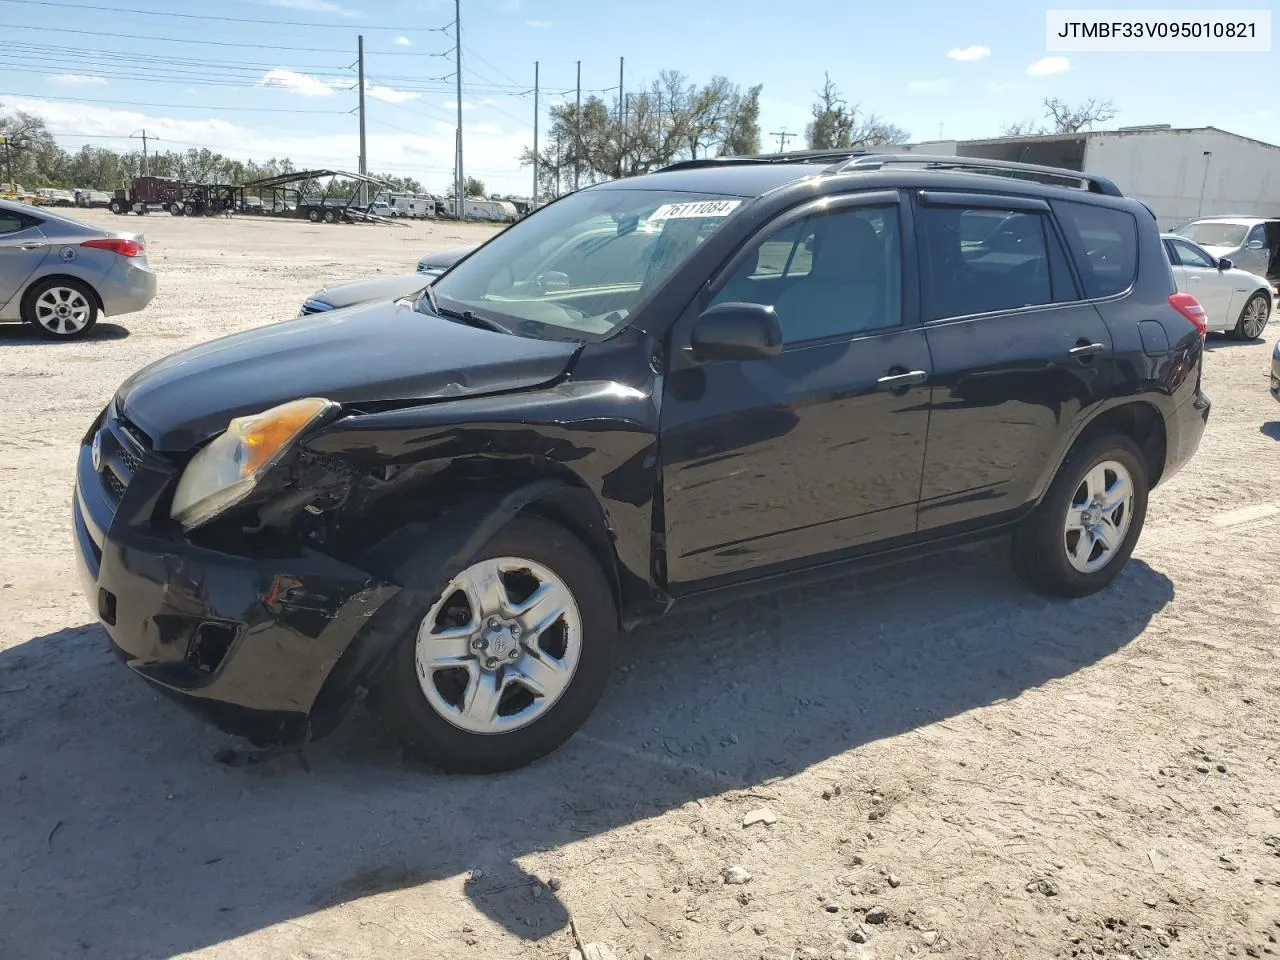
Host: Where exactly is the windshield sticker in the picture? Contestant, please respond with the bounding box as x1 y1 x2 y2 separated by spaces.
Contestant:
648 199 742 221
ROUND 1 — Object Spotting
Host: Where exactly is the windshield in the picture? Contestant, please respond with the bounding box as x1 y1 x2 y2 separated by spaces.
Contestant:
1180 221 1249 248
424 188 747 339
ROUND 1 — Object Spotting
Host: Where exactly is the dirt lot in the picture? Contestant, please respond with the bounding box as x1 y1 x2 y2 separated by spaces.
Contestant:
1 210 1279 960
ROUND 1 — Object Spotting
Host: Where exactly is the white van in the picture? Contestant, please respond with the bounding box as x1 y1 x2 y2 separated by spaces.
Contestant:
387 195 433 219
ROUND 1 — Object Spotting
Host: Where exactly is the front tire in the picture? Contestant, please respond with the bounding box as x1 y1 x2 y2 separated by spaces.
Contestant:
1011 434 1149 598
108 199 123 215
322 209 337 224
1233 292 1270 340
372 515 617 774
23 278 99 340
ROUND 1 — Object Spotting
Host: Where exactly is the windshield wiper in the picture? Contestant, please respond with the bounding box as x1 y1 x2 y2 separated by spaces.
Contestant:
430 300 509 334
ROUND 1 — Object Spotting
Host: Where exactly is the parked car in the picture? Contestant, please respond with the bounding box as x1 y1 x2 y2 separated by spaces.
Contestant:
0 199 157 339
1162 233 1271 338
298 244 476 316
73 153 1210 773
366 201 398 218
1171 216 1280 284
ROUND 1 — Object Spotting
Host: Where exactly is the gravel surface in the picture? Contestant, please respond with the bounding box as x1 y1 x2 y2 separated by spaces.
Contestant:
1 210 1279 960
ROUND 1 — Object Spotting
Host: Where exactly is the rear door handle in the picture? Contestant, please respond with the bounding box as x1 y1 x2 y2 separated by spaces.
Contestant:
877 369 928 391
1068 341 1105 359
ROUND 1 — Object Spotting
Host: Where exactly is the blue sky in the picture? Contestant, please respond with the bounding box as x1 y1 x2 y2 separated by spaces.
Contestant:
2 0 1276 195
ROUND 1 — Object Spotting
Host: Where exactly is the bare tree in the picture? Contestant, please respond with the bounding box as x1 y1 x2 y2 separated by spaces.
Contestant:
805 74 908 150
1001 97 1117 137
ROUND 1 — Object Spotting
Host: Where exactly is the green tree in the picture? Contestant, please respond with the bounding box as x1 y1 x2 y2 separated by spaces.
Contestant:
465 176 486 197
805 74 908 150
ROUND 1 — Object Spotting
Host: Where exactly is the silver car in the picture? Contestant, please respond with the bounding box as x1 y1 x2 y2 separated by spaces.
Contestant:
298 244 475 316
0 199 158 339
1171 216 1280 283
1163 233 1272 338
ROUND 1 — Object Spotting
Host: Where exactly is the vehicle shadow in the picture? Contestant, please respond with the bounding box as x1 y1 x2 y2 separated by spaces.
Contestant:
1203 333 1260 349
0 322 130 344
0 546 1174 959
1261 421 1280 440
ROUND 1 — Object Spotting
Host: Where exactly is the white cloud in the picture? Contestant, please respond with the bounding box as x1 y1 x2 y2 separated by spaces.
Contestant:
907 79 951 92
948 45 990 62
393 35 411 45
1027 56 1070 76
48 74 107 86
266 0 359 16
364 82 420 104
259 68 336 97
526 19 552 27
5 96 534 194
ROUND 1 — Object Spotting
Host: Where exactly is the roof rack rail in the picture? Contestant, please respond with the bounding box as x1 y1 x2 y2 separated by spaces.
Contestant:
658 149 871 173
831 154 1123 196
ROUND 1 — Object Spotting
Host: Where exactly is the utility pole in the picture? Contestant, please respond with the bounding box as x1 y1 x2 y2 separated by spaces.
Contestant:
574 60 581 191
357 34 367 207
131 129 149 175
770 130 794 153
1 137 11 191
532 60 539 207
618 56 624 124
1197 150 1213 217
454 0 463 218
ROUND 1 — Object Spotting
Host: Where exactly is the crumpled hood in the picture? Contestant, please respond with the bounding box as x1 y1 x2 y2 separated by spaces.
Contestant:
116 299 581 451
311 273 429 309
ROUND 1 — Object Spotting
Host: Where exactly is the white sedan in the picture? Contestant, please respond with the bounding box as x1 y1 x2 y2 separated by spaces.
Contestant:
1163 233 1272 339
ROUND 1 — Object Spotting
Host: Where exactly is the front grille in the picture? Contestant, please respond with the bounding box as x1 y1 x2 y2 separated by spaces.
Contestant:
97 410 150 504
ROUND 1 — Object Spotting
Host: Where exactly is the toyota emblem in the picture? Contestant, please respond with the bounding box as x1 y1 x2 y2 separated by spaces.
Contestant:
91 432 102 472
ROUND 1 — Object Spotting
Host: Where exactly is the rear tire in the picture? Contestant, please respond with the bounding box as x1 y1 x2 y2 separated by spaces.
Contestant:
371 515 617 774
169 202 183 216
307 209 321 223
1011 434 1149 598
323 209 337 224
1232 292 1270 340
183 201 197 217
22 277 99 340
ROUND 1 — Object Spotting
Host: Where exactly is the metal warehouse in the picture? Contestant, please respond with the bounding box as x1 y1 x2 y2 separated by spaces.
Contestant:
889 126 1280 230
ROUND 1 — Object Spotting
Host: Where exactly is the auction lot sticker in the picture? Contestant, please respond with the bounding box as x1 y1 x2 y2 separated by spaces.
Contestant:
649 200 743 221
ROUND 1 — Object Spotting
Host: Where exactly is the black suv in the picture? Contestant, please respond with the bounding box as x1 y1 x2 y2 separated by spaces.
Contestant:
73 152 1211 773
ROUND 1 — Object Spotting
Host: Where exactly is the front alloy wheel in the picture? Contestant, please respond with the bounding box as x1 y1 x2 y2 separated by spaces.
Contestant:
415 557 581 735
373 515 616 773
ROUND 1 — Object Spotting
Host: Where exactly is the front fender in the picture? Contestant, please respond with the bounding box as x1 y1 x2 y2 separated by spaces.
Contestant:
307 478 563 737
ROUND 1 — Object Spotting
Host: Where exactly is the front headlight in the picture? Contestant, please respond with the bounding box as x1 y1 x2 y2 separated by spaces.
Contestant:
170 397 335 531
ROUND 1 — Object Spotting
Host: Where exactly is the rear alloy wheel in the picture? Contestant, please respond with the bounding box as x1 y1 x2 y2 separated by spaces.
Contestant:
1011 434 1148 597
373 515 616 773
23 278 99 340
1233 292 1270 340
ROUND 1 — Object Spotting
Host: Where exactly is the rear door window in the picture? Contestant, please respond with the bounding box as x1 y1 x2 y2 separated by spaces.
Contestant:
1052 200 1139 298
917 203 1074 320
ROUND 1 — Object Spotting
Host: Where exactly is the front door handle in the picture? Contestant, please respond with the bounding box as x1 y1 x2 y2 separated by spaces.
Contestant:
877 369 928 391
1068 341 1105 359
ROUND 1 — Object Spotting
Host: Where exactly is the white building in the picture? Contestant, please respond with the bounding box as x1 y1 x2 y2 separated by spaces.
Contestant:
885 126 1280 230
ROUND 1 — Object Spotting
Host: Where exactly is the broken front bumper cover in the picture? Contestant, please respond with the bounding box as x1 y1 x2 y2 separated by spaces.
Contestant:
73 439 401 745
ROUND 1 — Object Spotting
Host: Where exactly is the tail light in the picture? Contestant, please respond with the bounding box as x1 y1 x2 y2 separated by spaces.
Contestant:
1169 292 1207 338
81 237 145 258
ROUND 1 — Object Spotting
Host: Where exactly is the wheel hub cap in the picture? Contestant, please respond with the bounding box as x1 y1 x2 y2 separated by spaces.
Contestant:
474 617 522 668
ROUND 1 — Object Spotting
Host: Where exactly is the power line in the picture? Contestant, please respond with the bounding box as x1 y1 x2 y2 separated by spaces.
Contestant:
0 0 452 31
1 92 349 114
8 22 449 55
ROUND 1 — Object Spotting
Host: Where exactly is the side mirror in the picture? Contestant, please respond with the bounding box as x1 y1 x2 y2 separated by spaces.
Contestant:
1218 257 1233 271
689 302 783 362
1246 239 1265 250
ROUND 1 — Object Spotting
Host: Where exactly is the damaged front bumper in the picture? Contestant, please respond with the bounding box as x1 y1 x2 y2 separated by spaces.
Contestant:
72 412 400 745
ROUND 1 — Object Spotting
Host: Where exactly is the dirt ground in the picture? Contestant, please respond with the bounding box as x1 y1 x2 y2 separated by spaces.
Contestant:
1 209 1279 960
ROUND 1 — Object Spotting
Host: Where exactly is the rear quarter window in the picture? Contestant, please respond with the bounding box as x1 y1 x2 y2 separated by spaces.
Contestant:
1052 200 1138 298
